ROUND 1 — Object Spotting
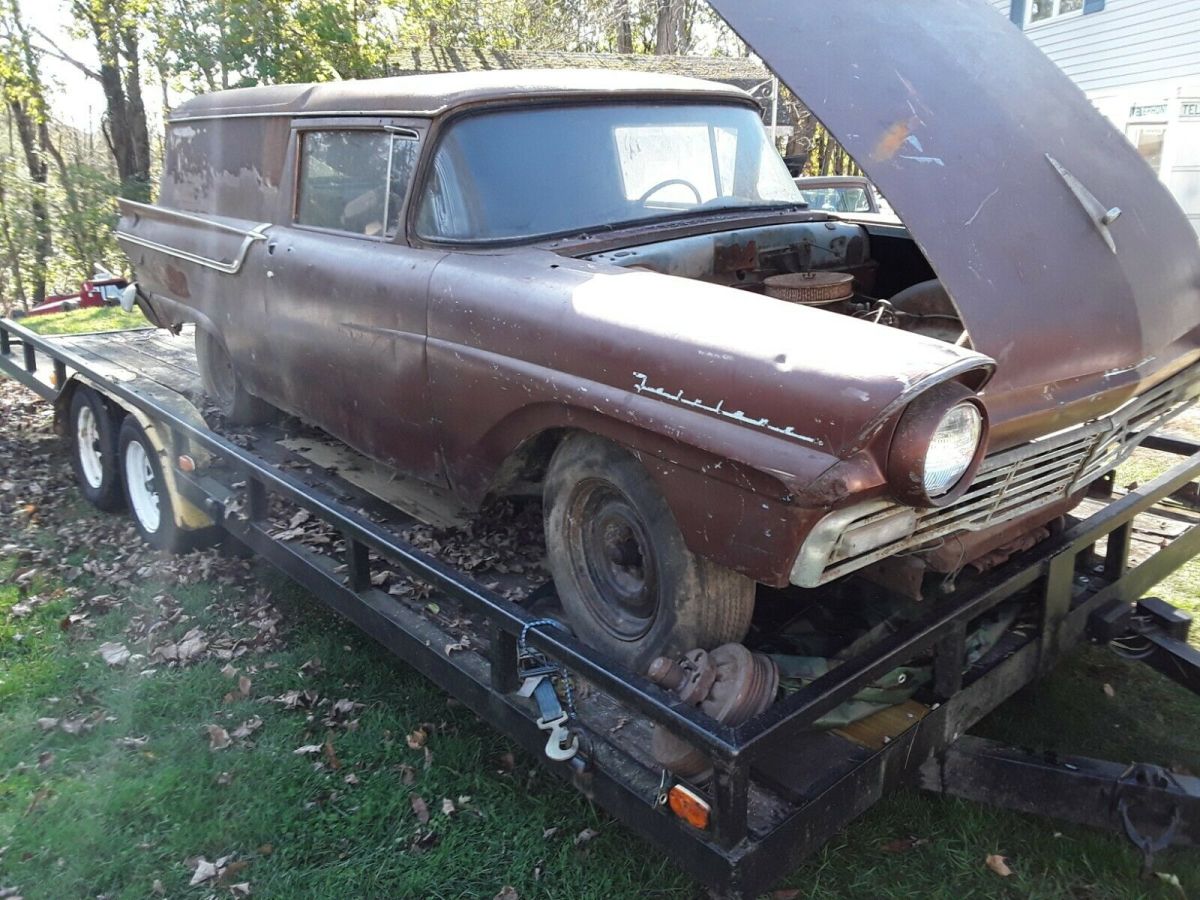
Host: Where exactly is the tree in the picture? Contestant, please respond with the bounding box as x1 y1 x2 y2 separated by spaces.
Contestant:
0 0 53 300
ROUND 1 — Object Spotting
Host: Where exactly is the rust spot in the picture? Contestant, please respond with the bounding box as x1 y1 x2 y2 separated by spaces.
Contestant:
871 120 912 163
713 240 758 275
165 264 191 299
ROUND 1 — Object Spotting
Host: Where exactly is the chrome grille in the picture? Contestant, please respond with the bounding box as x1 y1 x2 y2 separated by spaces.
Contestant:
806 364 1200 586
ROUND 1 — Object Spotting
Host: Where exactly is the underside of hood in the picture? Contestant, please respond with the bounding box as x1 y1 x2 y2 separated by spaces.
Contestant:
710 0 1200 397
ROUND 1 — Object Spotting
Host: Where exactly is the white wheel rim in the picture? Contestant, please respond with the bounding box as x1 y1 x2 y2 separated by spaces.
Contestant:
124 438 161 533
76 404 104 490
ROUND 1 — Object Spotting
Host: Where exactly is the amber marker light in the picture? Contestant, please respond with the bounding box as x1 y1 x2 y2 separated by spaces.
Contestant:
177 454 197 473
668 784 711 830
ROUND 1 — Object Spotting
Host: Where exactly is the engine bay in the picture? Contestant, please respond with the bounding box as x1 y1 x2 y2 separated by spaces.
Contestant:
584 217 970 347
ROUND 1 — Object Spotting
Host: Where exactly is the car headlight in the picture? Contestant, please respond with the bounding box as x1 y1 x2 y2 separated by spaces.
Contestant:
887 383 988 507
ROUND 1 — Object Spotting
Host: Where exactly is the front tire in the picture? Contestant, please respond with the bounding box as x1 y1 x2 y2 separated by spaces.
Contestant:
543 433 755 673
69 387 124 512
118 417 218 553
195 328 274 425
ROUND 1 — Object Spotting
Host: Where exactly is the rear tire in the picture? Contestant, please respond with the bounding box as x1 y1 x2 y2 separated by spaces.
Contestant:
195 328 275 425
543 433 755 673
69 387 124 512
118 416 219 553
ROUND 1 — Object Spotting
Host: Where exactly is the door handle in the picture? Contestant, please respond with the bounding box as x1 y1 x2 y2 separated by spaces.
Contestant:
267 241 278 255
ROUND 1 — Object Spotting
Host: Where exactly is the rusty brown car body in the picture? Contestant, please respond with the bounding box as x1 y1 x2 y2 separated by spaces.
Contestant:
117 20 1200 669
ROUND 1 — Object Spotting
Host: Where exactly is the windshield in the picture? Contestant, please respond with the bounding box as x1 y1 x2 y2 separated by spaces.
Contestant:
415 103 802 242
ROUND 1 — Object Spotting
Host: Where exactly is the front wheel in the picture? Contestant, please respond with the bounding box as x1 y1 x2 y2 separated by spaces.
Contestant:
118 417 218 553
543 433 755 673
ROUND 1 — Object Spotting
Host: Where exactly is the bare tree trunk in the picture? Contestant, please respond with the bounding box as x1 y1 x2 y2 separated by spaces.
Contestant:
68 1 151 200
8 100 50 301
615 0 633 53
0 177 28 309
654 0 684 54
818 129 834 176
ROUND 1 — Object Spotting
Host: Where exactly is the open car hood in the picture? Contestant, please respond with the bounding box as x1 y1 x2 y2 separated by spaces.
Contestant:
710 0 1200 402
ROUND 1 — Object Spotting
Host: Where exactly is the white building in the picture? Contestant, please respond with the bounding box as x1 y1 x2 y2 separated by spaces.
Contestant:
993 0 1200 233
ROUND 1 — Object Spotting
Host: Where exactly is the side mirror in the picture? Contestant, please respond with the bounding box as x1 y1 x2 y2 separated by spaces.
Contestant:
120 283 139 313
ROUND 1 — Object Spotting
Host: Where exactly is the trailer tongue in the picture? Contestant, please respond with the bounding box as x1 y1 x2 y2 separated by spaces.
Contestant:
2 316 1200 897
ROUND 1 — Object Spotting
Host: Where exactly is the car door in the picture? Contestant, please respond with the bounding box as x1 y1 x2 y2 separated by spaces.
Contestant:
261 119 445 482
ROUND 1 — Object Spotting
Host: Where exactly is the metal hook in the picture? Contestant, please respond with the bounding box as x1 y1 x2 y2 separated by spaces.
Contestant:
537 713 579 762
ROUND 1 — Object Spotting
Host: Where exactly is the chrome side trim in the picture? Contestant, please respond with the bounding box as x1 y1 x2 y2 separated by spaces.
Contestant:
114 222 271 276
118 199 272 240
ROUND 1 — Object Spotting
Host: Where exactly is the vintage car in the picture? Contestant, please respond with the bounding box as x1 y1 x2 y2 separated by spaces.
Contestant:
793 175 881 215
116 15 1200 672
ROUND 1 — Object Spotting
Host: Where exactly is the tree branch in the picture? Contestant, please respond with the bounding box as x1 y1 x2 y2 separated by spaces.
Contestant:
30 27 103 81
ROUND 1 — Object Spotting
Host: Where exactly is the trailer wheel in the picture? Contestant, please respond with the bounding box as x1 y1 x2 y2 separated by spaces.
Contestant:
118 417 217 553
69 387 124 512
544 433 755 673
195 329 274 425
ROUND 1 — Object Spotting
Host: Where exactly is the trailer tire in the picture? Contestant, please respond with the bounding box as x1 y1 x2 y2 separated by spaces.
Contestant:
69 387 125 512
544 433 755 674
118 416 218 553
195 329 275 425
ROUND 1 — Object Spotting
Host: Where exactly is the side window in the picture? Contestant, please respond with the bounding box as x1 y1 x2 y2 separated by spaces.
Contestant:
296 129 419 237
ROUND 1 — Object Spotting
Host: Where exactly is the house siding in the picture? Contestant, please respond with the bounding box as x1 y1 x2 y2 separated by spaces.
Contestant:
992 0 1200 92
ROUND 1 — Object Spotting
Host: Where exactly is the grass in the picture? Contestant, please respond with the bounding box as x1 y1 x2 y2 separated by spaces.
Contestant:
16 306 148 336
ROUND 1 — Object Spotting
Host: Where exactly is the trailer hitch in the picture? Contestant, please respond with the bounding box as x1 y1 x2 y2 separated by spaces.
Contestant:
1112 763 1183 875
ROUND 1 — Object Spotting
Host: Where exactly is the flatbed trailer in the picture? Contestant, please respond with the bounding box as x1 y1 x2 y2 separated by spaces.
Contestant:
3 316 1200 897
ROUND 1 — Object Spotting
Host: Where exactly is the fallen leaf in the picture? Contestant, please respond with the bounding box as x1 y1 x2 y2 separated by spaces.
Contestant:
497 752 516 773
189 858 219 886
344 773 359 786
219 860 250 883
542 827 558 840
116 736 149 750
36 717 58 732
406 727 428 749
206 725 232 751
494 888 519 900
881 836 927 853
231 717 262 740
323 738 341 771
985 854 1013 877
220 664 238 679
216 772 234 786
37 752 54 771
237 676 252 697
293 744 323 756
574 827 599 846
257 844 273 856
151 879 165 895
1103 683 1116 698
411 795 430 824
229 883 252 897
441 797 456 816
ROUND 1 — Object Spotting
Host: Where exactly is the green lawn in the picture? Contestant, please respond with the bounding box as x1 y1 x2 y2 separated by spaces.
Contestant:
1 358 1198 897
15 305 148 336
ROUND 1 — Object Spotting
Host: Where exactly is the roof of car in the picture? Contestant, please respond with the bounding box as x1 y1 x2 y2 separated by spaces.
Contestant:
169 69 754 122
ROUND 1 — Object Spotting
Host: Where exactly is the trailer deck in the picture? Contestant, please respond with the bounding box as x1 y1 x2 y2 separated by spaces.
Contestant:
3 317 1200 897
